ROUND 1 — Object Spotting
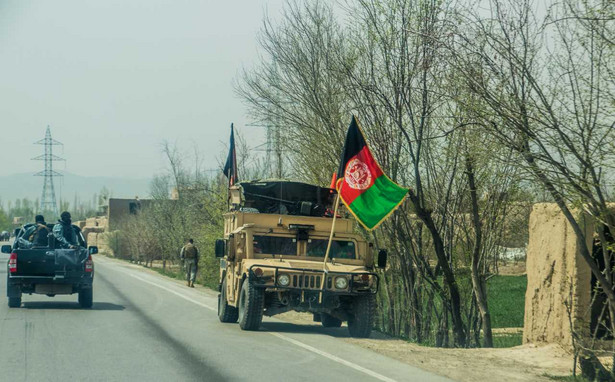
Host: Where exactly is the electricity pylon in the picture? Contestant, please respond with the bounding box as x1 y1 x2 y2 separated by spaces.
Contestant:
33 126 64 215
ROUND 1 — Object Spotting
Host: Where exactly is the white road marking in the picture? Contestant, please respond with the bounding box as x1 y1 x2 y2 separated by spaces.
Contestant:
105 263 217 312
100 259 398 382
269 332 397 382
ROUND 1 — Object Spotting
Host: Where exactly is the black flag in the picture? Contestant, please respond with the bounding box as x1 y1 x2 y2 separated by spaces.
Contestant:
223 124 238 186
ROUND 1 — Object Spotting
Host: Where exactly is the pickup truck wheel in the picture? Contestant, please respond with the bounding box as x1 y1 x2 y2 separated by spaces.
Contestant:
8 296 21 308
78 287 93 308
348 294 375 338
218 279 238 323
238 280 264 331
321 313 342 328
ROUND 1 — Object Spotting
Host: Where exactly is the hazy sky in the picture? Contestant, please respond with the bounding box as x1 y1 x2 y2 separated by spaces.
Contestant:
0 0 286 178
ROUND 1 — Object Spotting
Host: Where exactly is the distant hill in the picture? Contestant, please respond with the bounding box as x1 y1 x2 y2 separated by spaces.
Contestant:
0 172 151 205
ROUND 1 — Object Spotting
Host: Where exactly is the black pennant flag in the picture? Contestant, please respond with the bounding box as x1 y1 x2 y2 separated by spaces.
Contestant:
223 123 238 186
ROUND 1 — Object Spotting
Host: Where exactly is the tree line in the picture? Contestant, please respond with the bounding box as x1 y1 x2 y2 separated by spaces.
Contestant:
0 193 105 232
107 140 265 289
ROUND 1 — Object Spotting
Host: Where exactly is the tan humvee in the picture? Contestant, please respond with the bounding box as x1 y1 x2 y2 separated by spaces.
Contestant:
215 181 386 338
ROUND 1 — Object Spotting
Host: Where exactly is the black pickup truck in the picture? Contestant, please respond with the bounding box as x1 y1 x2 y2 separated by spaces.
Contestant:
1 225 98 308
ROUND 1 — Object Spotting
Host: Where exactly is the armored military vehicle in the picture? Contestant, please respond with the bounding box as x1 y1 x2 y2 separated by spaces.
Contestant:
215 181 386 338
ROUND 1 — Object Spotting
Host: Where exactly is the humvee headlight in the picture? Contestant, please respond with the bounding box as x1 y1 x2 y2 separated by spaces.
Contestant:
334 276 348 289
278 274 290 286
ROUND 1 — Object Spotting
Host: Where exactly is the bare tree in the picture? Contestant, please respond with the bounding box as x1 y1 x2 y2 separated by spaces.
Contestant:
236 1 351 182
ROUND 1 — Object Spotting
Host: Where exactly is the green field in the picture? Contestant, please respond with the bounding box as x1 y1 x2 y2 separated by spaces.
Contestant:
487 275 527 328
487 274 526 348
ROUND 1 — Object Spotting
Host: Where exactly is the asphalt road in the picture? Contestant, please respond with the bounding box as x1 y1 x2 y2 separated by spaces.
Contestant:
0 246 450 382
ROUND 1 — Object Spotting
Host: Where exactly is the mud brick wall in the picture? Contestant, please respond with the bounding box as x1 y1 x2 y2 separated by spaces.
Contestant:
523 203 594 346
107 198 151 231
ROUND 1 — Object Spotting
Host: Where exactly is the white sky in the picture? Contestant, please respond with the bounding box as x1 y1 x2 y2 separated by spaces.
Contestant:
0 0 286 178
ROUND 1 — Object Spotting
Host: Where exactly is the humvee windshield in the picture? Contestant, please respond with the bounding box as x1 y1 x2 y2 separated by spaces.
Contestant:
253 235 297 255
252 235 356 259
307 239 356 259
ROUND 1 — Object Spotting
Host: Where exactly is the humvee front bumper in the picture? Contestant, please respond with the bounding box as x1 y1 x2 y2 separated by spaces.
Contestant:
247 264 379 295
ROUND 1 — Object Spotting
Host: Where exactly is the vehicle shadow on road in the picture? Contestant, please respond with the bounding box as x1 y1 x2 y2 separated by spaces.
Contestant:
21 301 125 311
261 321 389 340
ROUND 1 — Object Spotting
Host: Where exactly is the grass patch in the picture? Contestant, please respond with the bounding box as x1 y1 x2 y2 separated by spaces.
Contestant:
493 333 522 348
487 275 527 328
150 266 184 281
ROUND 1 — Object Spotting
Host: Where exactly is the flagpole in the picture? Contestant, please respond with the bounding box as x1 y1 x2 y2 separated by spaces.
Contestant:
319 191 341 303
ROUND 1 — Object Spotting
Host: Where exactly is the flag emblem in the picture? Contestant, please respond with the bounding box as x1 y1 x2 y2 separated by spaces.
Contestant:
345 159 372 190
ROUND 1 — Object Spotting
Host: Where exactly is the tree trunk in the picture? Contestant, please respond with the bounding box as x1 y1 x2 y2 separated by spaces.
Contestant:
466 156 494 347
423 213 466 347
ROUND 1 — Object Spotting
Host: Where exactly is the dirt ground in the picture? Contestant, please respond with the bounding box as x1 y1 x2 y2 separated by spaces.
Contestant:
278 311 576 382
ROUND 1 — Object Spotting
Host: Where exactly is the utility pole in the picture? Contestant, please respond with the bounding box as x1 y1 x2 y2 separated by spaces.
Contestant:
264 58 285 179
33 126 64 215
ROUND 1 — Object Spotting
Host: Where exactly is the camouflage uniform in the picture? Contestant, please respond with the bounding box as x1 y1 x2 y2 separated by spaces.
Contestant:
16 224 36 249
16 222 48 248
180 242 199 287
53 220 77 249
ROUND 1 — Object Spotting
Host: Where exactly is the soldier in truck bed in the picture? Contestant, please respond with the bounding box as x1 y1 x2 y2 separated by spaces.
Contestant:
16 215 51 248
53 211 78 249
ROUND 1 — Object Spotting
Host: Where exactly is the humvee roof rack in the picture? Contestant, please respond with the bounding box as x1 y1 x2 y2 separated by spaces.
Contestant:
231 181 336 217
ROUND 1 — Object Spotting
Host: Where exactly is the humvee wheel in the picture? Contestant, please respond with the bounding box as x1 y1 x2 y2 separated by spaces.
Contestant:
8 296 21 308
78 287 93 308
238 280 264 331
321 313 342 328
218 279 238 323
348 294 374 338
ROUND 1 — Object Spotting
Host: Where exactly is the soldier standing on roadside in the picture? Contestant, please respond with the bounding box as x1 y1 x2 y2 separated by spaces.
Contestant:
180 238 199 287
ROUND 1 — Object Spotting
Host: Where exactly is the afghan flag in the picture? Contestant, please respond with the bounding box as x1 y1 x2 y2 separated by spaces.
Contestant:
223 123 238 186
336 115 408 230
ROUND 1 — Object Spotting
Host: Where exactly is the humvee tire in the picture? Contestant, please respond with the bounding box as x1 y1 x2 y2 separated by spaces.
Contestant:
8 296 21 308
218 279 238 323
78 287 93 308
321 313 342 328
348 294 374 338
238 280 264 331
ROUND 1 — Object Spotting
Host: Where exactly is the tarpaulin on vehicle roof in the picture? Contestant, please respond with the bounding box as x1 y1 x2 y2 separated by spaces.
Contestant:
239 181 336 216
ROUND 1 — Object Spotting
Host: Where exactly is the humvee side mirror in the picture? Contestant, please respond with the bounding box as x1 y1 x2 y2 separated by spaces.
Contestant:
377 249 388 269
215 239 226 258
88 246 99 255
1 245 11 254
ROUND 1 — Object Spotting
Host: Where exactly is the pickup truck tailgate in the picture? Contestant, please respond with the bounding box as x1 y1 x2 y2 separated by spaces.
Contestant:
14 249 87 276
14 249 56 276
